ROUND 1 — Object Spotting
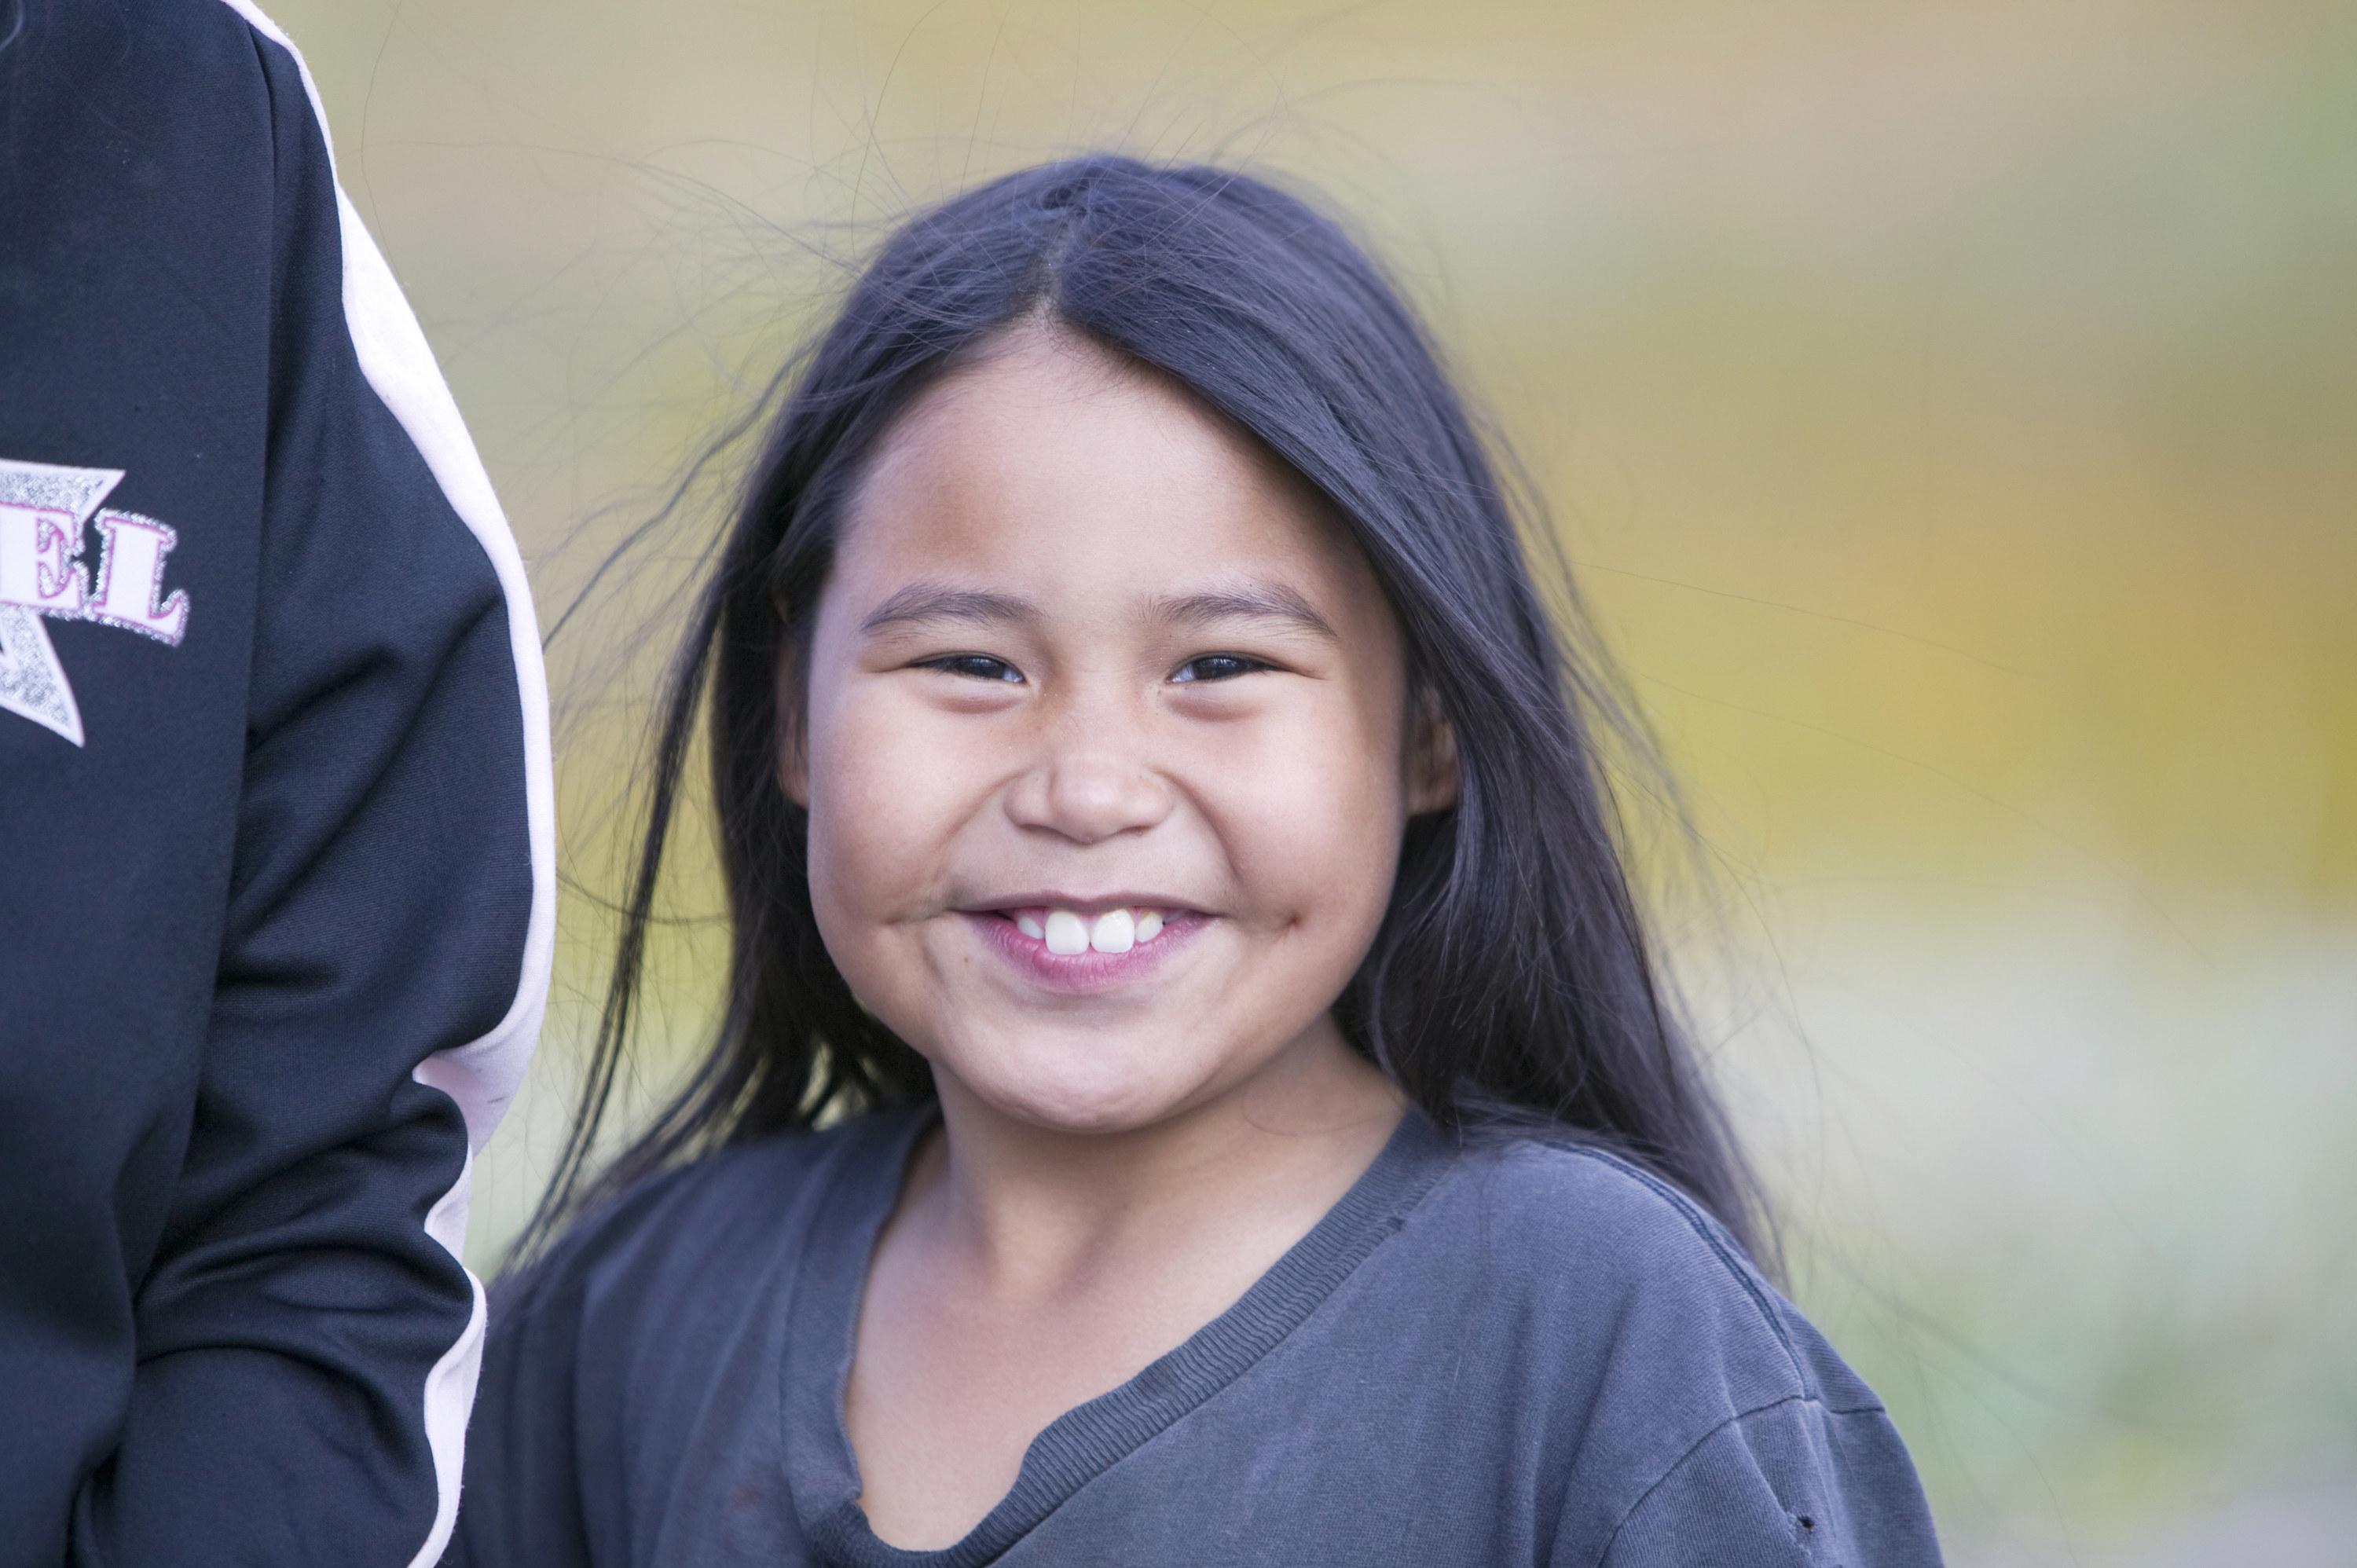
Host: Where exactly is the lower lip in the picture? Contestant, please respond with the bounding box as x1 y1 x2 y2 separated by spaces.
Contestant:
962 910 1204 995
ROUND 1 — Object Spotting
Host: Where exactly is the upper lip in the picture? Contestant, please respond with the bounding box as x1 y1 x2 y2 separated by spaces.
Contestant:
965 891 1204 916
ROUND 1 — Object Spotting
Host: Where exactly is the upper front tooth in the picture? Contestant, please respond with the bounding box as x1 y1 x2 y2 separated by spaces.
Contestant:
1134 908 1164 942
1014 911 1046 940
1090 907 1136 954
1043 910 1090 955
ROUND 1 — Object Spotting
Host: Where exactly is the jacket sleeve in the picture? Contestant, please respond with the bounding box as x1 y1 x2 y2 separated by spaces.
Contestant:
67 5 555 1564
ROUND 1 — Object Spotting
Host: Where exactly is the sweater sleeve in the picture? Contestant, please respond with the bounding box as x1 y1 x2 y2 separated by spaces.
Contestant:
1585 1396 1945 1568
64 5 553 1565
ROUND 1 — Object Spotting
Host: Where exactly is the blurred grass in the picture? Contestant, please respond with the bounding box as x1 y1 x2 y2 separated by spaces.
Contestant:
268 0 2357 1561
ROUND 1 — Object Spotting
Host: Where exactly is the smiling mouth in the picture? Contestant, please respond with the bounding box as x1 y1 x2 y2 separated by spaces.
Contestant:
1002 905 1176 955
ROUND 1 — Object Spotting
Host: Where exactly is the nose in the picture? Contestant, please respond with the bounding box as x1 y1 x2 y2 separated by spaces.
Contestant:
1003 744 1175 844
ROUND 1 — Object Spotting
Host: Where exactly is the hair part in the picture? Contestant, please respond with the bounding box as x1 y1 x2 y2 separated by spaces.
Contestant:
519 155 1765 1269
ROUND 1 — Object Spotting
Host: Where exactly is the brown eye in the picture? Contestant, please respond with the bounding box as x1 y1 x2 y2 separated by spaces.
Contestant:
1171 654 1269 684
925 654 1024 683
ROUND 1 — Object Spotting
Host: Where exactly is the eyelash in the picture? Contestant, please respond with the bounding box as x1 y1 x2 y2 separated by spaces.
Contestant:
1169 654 1271 683
920 654 1025 683
915 653 1274 685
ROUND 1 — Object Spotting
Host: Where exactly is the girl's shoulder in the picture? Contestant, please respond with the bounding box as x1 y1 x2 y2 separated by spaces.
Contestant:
1419 1129 1878 1416
455 1108 932 1563
1393 1132 1938 1562
490 1102 929 1338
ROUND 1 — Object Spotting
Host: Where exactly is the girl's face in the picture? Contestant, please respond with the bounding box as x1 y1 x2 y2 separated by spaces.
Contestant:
788 328 1453 1136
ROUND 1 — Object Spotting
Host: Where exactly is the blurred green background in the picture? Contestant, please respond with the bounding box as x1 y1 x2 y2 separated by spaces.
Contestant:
270 0 2356 1560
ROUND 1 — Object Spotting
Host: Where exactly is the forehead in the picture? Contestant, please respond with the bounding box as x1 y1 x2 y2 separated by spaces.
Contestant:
830 330 1382 627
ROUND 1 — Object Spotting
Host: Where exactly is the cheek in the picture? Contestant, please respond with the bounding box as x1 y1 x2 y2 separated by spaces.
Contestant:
1209 696 1408 930
801 689 973 932
801 708 971 1039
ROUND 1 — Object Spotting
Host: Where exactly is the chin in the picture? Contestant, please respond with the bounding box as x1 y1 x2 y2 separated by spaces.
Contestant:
950 1036 1207 1137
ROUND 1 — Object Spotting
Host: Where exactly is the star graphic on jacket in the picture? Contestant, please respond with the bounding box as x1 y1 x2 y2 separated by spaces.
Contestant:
0 460 123 746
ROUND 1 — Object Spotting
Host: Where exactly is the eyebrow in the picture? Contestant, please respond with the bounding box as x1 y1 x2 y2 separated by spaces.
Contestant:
1150 583 1338 642
860 584 1042 635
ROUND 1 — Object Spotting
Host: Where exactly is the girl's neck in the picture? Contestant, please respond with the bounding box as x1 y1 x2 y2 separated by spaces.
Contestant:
907 1020 1406 1302
843 1017 1405 1549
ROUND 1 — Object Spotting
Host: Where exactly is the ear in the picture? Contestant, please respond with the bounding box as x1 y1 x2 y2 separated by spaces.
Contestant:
776 639 811 808
1405 684 1459 816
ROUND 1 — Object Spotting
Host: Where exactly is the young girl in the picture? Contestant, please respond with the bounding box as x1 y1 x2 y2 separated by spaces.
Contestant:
451 157 1942 1566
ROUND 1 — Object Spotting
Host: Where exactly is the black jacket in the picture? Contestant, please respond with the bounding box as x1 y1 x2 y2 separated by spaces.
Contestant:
0 2 551 1562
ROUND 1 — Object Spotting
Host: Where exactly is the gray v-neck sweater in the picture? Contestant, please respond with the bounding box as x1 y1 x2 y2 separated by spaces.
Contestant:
448 1106 1941 1566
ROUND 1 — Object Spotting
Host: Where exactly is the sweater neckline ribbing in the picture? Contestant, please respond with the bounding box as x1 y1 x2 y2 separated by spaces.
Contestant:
779 1100 1458 1568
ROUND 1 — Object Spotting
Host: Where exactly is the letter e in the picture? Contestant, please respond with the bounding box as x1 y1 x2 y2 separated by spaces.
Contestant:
0 503 87 614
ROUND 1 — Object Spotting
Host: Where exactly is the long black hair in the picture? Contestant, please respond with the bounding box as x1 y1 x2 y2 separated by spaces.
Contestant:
523 155 1763 1263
